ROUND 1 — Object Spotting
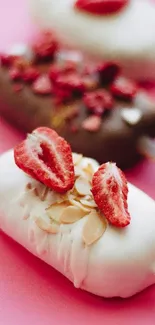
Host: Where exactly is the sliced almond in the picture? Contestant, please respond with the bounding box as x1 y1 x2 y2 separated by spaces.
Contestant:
68 195 90 212
60 206 89 224
35 217 59 234
121 107 142 125
83 163 94 177
46 202 69 223
75 176 91 196
80 198 97 208
84 195 91 200
72 153 83 166
83 210 107 246
74 165 83 177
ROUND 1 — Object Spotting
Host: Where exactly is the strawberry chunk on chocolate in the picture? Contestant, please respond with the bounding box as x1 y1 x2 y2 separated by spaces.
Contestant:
74 0 129 15
9 67 22 81
0 54 15 67
33 31 59 61
82 115 102 132
92 162 131 227
84 89 113 115
55 73 85 95
49 62 77 83
110 77 137 101
22 67 40 83
32 75 52 95
97 61 120 84
14 127 75 193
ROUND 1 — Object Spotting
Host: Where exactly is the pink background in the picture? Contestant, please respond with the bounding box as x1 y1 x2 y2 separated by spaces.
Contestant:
0 1 155 324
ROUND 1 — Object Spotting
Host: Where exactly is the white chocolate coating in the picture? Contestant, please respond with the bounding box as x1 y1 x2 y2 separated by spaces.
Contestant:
0 149 155 298
29 0 155 80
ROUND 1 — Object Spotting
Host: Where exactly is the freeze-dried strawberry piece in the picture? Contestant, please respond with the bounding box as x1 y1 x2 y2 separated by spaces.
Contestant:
82 115 101 132
49 62 77 83
32 75 52 95
110 77 137 101
14 127 75 193
74 0 129 15
53 88 72 105
49 64 62 83
33 31 59 61
56 73 85 95
0 54 16 67
92 162 131 227
97 61 120 84
84 89 113 115
22 67 40 83
9 67 22 81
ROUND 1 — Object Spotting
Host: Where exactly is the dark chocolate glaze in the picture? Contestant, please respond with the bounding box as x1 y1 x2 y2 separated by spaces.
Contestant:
0 66 155 169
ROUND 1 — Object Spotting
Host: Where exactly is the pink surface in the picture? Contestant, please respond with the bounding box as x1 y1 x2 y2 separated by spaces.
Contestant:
0 1 155 324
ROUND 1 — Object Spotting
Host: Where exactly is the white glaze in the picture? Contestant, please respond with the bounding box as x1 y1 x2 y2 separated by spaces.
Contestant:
29 0 155 80
0 149 155 298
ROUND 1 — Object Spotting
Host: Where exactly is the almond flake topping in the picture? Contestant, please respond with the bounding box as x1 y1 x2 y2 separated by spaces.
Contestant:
25 155 107 245
35 217 59 234
121 107 142 125
83 163 95 177
75 176 91 196
60 206 89 224
80 198 97 208
83 210 107 246
46 202 69 223
72 153 83 165
68 194 91 212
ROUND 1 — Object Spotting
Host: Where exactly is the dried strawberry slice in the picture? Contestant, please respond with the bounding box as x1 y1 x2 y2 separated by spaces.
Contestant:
14 127 75 193
84 89 113 115
74 0 129 15
22 67 40 83
49 62 77 83
32 75 52 95
9 67 22 81
33 31 59 61
82 115 101 132
0 54 16 67
97 61 120 84
56 73 85 95
53 88 72 105
110 77 137 101
92 162 131 227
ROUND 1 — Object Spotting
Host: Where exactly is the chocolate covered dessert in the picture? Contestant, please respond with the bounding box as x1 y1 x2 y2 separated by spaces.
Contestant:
0 32 155 168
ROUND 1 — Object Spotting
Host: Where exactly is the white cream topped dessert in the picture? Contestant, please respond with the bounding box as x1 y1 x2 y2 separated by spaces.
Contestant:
0 127 155 298
30 0 155 80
